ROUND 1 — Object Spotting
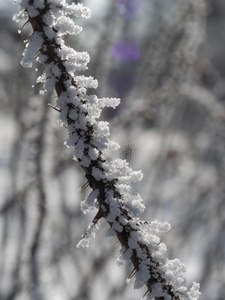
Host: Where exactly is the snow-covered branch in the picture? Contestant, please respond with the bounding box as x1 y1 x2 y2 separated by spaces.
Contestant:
14 1 200 299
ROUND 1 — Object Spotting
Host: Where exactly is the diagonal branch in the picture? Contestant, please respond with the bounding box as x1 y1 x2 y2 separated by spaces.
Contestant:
13 1 200 299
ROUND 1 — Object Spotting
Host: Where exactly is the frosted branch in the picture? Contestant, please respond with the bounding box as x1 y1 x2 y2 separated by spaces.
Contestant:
14 1 200 299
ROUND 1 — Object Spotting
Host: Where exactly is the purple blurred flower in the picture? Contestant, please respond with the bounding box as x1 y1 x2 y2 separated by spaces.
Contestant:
111 41 140 61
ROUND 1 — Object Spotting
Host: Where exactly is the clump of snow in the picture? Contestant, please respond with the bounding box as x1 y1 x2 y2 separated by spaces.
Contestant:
21 32 43 68
76 221 100 249
92 167 105 181
13 9 28 23
75 75 98 89
133 261 150 290
116 247 133 266
187 282 201 300
18 0 29 10
33 0 45 9
56 16 82 35
81 189 99 214
27 4 39 17
62 2 91 18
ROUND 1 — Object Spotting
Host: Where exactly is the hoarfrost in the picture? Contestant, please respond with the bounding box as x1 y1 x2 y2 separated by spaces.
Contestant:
76 221 100 249
100 97 121 109
43 26 56 40
187 282 201 300
19 0 29 9
81 189 99 214
63 2 91 18
112 221 123 232
43 11 55 26
27 4 39 17
94 121 110 138
56 16 82 35
21 32 43 68
74 76 98 89
92 167 105 181
13 9 28 23
33 0 45 9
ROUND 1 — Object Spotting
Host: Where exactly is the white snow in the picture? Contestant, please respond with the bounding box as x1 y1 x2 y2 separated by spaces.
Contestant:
21 32 43 68
56 16 82 35
81 189 99 214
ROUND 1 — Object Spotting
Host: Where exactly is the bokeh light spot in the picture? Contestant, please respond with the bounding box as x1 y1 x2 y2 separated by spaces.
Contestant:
111 41 140 61
114 0 144 18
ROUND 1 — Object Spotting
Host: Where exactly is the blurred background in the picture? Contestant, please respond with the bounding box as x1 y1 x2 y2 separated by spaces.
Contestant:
0 0 225 299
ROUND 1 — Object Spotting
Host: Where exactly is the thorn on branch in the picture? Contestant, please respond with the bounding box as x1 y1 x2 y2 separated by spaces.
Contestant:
24 35 32 43
34 52 40 60
19 19 30 34
32 82 42 87
128 268 137 281
142 289 150 299
79 181 89 193
92 209 104 224
80 209 103 240
48 103 62 112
